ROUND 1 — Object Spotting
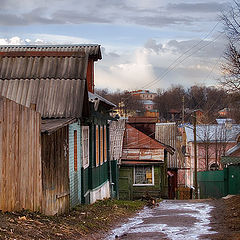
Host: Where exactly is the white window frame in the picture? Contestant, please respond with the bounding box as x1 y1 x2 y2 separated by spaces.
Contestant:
82 126 89 169
133 165 155 186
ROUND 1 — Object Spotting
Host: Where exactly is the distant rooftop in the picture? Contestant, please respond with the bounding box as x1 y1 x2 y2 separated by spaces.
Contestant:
185 124 240 143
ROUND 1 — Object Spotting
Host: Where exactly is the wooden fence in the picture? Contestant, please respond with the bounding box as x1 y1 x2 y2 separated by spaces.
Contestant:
0 97 42 212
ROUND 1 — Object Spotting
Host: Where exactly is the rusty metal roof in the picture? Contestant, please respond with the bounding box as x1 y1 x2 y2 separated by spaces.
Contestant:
121 124 168 163
0 44 101 80
127 116 159 123
41 118 77 134
124 124 167 149
0 78 86 118
121 148 165 163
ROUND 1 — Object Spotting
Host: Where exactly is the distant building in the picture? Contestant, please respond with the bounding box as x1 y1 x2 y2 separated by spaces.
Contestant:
218 108 231 118
130 90 158 116
130 90 157 101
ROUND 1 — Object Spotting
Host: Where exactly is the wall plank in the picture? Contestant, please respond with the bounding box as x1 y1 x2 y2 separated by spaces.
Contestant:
0 97 42 212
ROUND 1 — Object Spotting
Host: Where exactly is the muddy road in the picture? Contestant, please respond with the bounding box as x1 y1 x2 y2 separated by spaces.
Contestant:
107 200 216 240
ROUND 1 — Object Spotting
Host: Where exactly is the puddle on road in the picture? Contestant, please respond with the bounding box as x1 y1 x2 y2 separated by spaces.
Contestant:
106 201 217 240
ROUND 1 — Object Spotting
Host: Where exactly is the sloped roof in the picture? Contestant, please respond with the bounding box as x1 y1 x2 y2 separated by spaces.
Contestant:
225 143 240 156
185 124 240 143
0 44 101 59
121 124 173 163
124 124 167 150
0 78 86 118
41 118 77 134
0 44 101 80
88 91 116 109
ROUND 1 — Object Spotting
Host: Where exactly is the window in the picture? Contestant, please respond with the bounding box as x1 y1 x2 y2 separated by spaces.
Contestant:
210 163 219 171
134 165 154 185
74 130 78 172
104 126 107 162
96 125 99 166
100 126 104 165
82 126 89 169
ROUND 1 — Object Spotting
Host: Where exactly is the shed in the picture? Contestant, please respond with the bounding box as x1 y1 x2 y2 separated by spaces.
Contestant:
119 124 173 200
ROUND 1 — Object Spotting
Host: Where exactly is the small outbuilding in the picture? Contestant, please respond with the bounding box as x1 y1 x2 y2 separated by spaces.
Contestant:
119 124 174 200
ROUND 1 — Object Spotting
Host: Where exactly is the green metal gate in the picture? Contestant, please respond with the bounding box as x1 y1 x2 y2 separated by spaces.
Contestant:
198 166 240 199
228 166 240 195
198 170 226 199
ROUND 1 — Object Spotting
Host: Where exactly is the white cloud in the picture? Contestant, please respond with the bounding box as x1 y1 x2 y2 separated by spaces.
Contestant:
95 48 155 90
0 36 26 45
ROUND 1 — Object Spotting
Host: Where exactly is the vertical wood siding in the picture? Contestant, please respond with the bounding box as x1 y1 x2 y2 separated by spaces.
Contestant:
41 126 70 215
155 123 178 168
0 97 42 212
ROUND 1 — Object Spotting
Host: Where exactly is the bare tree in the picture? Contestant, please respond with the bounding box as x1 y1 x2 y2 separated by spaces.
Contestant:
221 1 240 92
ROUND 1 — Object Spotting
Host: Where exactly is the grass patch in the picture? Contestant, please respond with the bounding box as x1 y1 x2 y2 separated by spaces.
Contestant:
0 199 146 240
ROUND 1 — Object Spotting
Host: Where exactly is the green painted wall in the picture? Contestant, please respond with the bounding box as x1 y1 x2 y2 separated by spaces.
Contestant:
119 164 164 200
69 123 81 208
81 103 118 203
110 160 119 199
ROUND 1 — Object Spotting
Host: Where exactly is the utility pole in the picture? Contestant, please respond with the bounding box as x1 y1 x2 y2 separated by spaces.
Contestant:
193 111 198 199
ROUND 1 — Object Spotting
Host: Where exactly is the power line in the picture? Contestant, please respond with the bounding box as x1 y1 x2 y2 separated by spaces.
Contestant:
142 21 221 90
144 32 223 89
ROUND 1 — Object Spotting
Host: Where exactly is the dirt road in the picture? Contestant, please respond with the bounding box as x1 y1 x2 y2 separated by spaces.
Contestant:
107 200 216 240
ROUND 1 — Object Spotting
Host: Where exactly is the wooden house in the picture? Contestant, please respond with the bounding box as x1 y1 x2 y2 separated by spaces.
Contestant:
81 92 116 203
119 124 174 200
0 44 102 215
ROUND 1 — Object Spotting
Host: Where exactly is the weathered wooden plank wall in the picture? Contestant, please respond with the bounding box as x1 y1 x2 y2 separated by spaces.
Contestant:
155 123 178 168
0 97 42 212
41 126 70 215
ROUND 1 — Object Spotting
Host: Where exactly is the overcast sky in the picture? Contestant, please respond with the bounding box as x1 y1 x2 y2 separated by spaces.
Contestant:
0 0 232 91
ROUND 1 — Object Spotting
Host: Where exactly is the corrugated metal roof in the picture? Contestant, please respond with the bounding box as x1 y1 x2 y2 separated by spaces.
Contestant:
120 124 168 163
0 44 101 80
124 124 167 150
185 124 240 143
0 78 86 118
41 118 77 134
0 54 88 80
121 148 164 162
0 44 101 59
